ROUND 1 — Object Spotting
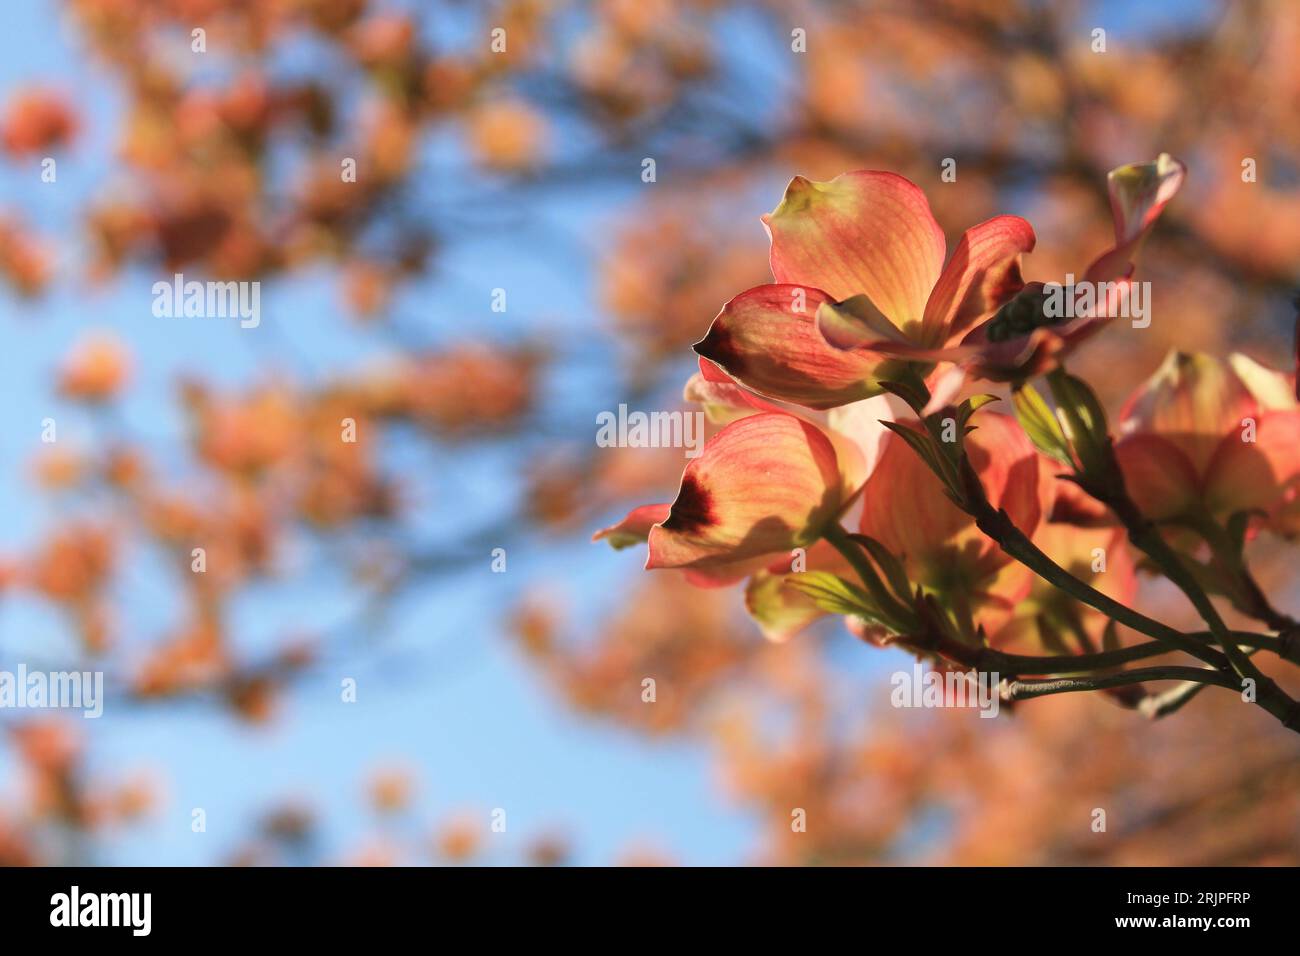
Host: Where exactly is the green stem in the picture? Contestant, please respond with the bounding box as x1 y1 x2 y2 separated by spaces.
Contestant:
1190 512 1300 633
970 502 1227 669
823 524 1272 677
1105 492 1300 732
822 523 916 629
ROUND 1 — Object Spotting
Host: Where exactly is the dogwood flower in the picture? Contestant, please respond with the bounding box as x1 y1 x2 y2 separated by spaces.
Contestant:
693 156 1185 403
694 170 1034 408
594 412 850 587
595 359 896 588
1114 350 1300 525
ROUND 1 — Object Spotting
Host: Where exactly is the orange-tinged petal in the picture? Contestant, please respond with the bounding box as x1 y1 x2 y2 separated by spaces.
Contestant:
968 560 1036 639
921 215 1036 346
814 294 912 351
683 358 894 499
991 525 1136 651
1113 433 1200 521
1228 352 1297 411
763 171 945 333
694 284 882 409
965 412 1047 553
682 555 772 588
647 413 842 570
825 394 896 495
593 504 671 550
859 412 1041 586
1108 153 1187 245
1119 351 1255 476
1203 411 1300 517
859 423 971 572
1084 153 1186 283
682 358 788 424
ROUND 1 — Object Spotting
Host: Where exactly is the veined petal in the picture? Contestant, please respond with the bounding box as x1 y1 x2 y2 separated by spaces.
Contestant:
684 357 891 499
593 503 672 550
694 284 882 409
814 296 979 367
682 555 772 589
859 412 1041 585
825 394 896 494
763 171 946 332
969 561 1037 640
965 412 1046 556
815 294 912 351
990 525 1135 652
922 215 1036 346
647 413 843 570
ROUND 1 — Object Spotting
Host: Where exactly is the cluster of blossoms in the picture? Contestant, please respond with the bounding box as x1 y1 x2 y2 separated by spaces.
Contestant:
596 155 1300 729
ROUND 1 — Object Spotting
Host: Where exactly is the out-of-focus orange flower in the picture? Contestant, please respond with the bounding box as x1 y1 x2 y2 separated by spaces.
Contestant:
28 524 115 602
11 720 80 777
342 260 393 318
367 767 415 814
396 345 536 435
111 773 159 822
0 814 37 866
0 88 78 154
103 446 148 490
616 844 675 867
348 14 416 69
226 674 279 723
433 814 481 862
344 842 399 867
31 446 88 491
465 99 547 172
423 57 478 112
189 386 300 475
262 803 315 844
133 620 228 698
363 101 416 183
526 833 570 867
58 333 131 402
0 214 53 295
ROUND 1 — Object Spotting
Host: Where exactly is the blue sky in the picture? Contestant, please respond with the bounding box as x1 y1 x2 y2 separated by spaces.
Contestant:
0 0 771 866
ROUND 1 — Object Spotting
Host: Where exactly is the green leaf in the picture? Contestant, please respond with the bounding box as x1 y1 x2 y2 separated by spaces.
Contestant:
1046 370 1112 477
1011 384 1073 465
957 393 1001 432
878 377 930 415
785 572 891 627
881 419 942 472
849 533 914 606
